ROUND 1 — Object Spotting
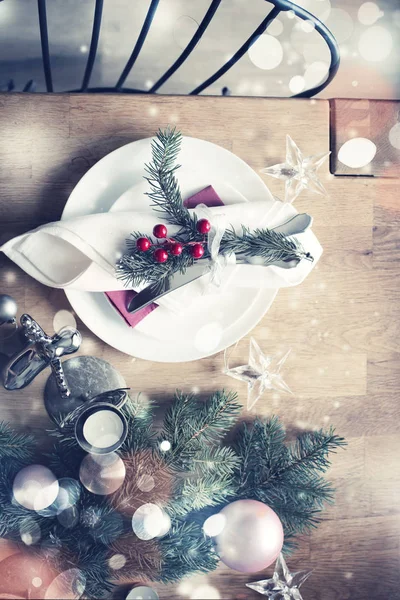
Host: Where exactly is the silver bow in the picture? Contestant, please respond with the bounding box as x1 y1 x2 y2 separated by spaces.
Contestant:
194 203 228 287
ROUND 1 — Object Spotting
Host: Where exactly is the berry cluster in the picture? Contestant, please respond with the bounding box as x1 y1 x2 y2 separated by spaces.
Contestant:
136 219 211 263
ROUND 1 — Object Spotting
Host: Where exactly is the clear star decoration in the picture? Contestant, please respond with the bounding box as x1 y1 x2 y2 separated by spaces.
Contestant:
261 135 330 204
246 553 312 599
223 338 292 411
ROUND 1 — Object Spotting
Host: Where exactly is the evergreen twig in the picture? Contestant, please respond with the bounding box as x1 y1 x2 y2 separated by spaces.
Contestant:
144 127 196 234
0 421 35 464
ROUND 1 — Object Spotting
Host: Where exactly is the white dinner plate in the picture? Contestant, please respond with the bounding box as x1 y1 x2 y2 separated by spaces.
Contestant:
63 136 280 362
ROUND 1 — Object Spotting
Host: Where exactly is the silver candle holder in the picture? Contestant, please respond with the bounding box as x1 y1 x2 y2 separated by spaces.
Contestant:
2 309 129 425
2 314 81 398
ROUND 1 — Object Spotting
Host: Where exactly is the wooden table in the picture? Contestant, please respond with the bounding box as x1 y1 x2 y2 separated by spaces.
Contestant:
0 94 399 600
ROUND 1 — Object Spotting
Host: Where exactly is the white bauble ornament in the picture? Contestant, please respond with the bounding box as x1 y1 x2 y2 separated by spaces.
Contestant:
13 465 59 511
214 499 284 573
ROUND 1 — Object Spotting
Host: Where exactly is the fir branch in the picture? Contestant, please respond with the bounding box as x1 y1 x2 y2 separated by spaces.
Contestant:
120 393 155 452
0 421 35 464
159 390 241 471
172 472 236 516
144 127 197 234
220 226 311 264
273 427 347 480
268 502 321 533
232 418 345 539
159 522 219 582
170 447 239 516
192 445 240 477
234 418 287 490
117 246 195 287
111 533 161 580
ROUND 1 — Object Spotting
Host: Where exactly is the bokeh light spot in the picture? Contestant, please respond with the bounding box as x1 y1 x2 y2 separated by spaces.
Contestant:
304 61 329 88
248 35 283 70
132 504 171 540
338 138 377 168
358 2 383 25
191 585 220 599
289 75 305 94
137 474 155 492
325 8 354 43
268 18 284 37
20 519 41 546
45 568 86 600
79 453 126 495
301 20 315 33
108 554 127 570
53 310 77 332
160 440 171 452
203 514 226 537
126 587 159 600
388 122 400 150
358 25 393 62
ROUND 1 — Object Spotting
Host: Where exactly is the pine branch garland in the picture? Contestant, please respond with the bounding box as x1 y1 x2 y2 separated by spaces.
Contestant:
0 393 345 597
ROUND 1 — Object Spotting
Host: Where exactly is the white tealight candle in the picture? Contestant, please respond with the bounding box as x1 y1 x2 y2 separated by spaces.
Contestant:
83 410 124 449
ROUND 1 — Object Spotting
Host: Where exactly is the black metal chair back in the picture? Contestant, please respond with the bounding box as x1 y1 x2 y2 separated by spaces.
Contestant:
34 0 339 97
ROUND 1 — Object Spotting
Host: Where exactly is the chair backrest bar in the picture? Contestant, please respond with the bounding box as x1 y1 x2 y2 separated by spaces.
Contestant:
81 0 104 92
37 0 53 92
277 0 340 97
190 5 281 95
115 0 160 91
35 0 340 98
149 0 222 93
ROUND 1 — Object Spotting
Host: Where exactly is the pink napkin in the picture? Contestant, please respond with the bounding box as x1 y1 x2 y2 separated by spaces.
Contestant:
106 185 224 327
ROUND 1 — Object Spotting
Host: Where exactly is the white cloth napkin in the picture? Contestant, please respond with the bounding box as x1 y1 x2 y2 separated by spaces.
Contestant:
0 201 322 310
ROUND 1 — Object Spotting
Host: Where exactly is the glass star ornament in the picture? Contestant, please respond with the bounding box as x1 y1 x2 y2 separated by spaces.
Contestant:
223 338 292 410
261 135 330 204
246 553 312 599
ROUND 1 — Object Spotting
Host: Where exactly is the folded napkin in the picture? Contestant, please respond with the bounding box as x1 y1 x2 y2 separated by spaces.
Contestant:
105 185 224 327
0 194 322 315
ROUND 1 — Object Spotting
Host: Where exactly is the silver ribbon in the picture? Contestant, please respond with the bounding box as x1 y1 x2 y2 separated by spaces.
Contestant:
194 203 229 288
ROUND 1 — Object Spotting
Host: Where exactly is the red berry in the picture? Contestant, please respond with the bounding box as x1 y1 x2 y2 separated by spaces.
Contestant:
136 237 151 251
197 219 211 235
170 242 183 256
153 224 168 239
154 248 169 263
191 243 205 259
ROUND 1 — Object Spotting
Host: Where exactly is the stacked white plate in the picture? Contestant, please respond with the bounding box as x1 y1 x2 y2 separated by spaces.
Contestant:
63 137 296 362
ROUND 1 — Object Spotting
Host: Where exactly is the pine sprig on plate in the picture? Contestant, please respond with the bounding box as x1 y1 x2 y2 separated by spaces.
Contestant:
117 128 312 288
144 127 197 235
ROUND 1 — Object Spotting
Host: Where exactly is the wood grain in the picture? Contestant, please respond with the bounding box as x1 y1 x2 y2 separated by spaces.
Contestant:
0 94 399 600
